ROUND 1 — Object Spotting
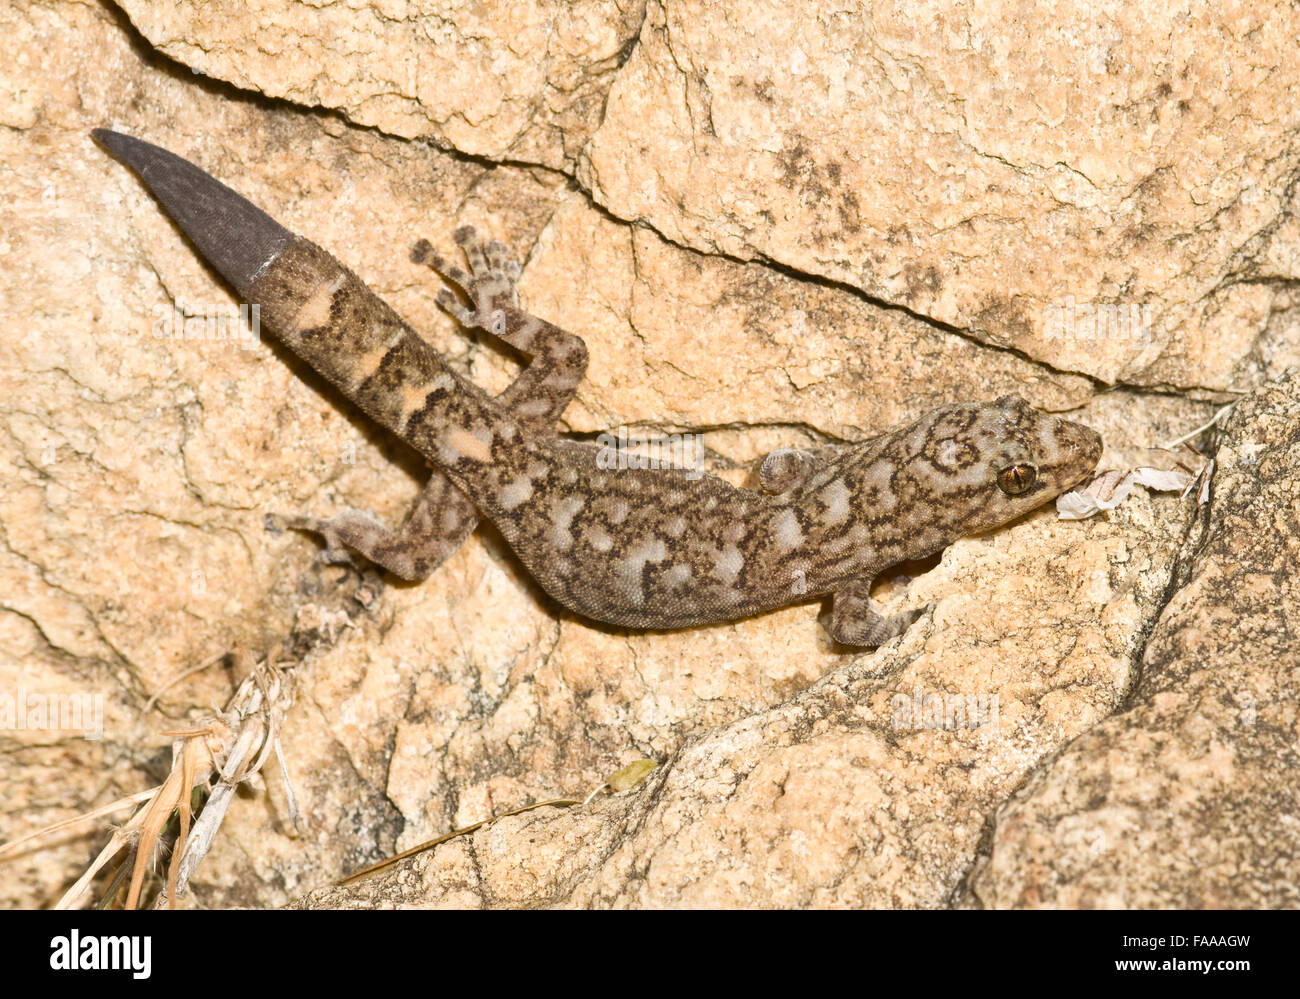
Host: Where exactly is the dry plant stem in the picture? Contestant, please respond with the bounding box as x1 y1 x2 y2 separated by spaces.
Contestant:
54 793 161 910
1163 402 1236 449
165 738 198 909
40 651 297 909
337 797 584 886
0 789 157 861
125 763 186 909
142 652 229 716
164 659 296 902
336 760 659 885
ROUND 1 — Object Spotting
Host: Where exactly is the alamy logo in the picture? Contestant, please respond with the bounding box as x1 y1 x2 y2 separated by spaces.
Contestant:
152 300 261 348
891 685 999 732
595 427 704 480
49 931 151 979
0 686 103 740
1043 296 1154 345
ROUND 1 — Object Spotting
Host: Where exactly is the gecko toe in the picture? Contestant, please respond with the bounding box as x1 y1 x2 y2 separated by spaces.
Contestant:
484 239 515 276
409 238 435 265
453 225 492 278
411 239 473 291
435 288 475 326
446 263 474 289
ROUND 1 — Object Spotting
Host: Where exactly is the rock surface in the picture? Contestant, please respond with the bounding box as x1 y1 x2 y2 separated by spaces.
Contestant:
968 370 1300 908
0 0 1295 908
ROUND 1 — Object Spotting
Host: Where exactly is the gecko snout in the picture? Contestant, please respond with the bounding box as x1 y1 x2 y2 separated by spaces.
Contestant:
1052 417 1104 488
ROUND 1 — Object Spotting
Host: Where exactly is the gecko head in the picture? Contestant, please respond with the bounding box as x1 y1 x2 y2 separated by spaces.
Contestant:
898 394 1102 547
948 394 1101 535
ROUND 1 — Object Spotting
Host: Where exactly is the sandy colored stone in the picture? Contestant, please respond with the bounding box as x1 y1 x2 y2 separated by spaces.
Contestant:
108 1 1300 392
968 370 1300 909
0 0 1293 910
581 0 1300 390
526 198 1092 444
114 0 646 172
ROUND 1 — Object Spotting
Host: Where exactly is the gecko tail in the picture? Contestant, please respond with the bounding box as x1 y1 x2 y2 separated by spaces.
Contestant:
92 129 293 301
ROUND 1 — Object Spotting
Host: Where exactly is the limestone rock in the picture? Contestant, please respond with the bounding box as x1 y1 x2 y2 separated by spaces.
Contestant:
580 1 1300 390
114 0 647 172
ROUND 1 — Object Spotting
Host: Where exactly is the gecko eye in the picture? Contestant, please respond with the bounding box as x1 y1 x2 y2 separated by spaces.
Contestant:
996 462 1037 496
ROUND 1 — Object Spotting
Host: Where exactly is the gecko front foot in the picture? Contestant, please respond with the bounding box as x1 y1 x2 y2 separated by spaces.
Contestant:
822 576 930 647
411 226 519 335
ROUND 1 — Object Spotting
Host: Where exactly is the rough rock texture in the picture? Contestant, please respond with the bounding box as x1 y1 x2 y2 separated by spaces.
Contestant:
581 0 1300 390
0 0 1295 909
115 0 1300 389
114 0 648 172
968 370 1300 908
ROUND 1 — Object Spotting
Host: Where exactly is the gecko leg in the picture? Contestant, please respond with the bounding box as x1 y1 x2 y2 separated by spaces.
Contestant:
755 446 847 494
821 576 925 647
411 226 589 423
267 228 588 580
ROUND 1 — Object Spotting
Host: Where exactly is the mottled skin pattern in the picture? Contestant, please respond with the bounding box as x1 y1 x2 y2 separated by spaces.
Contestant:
267 230 589 579
95 130 1103 646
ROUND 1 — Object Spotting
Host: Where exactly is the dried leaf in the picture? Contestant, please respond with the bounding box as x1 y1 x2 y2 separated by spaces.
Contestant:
606 759 658 792
1058 465 1197 520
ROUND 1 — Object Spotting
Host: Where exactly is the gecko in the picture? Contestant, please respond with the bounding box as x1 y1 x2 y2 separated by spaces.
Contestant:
93 129 1102 646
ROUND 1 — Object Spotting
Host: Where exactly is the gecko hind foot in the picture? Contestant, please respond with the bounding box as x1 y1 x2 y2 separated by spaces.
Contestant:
411 225 520 333
412 228 588 399
263 472 480 582
265 511 363 570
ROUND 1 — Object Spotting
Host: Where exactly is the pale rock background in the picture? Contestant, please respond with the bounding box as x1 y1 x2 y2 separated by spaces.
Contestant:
0 0 1295 908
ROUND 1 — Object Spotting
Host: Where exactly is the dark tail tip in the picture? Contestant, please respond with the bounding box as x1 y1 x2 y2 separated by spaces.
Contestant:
93 129 293 299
